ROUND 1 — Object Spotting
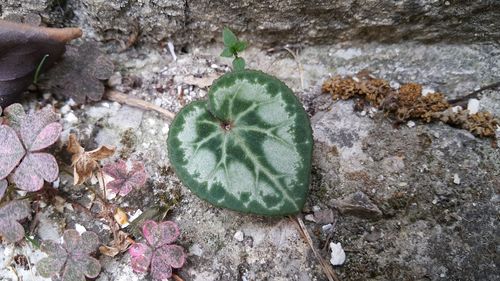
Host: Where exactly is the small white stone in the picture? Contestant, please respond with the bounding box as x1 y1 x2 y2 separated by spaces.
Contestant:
329 242 346 266
451 106 463 113
67 98 77 106
453 174 461 185
189 243 203 257
312 205 321 212
322 224 333 232
304 214 316 222
64 112 78 124
390 81 401 89
75 224 86 234
467 99 480 114
407 121 416 128
234 231 244 242
52 178 60 188
422 87 435 97
60 104 71 114
211 64 219 69
129 209 143 222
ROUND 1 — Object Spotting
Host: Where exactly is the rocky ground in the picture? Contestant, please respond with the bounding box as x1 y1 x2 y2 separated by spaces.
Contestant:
1 40 499 281
1 2 500 280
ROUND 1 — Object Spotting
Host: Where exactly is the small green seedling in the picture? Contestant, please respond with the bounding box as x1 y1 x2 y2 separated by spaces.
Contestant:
168 28 313 216
220 27 247 71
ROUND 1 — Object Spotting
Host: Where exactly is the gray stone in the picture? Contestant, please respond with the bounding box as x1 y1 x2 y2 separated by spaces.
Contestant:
313 209 335 224
331 191 383 219
2 1 499 46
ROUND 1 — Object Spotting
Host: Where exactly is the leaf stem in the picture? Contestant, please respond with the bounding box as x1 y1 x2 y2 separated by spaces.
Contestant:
33 54 49 84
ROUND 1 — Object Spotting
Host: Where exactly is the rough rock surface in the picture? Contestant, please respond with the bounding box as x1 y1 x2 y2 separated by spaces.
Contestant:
1 0 500 46
1 2 500 281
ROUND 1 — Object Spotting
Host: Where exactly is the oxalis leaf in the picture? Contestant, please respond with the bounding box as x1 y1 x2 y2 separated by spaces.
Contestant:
168 70 313 216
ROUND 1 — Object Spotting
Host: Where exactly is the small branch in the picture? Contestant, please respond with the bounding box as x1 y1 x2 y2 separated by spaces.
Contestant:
290 215 340 281
284 47 305 91
448 81 500 106
105 90 175 120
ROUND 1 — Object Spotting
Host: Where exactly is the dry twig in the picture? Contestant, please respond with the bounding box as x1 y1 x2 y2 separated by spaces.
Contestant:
106 90 175 120
290 215 340 281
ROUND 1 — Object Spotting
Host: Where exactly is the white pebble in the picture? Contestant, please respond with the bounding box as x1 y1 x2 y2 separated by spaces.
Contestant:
407 121 416 128
467 99 480 114
60 104 71 114
322 224 333 232
451 106 463 113
234 231 244 242
329 242 346 266
304 214 316 222
422 87 435 97
75 224 87 234
390 81 401 89
64 112 78 124
453 174 461 185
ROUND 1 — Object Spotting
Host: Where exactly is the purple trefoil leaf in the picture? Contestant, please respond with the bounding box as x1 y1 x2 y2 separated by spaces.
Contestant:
0 200 31 243
0 104 61 191
103 160 147 196
37 229 101 281
128 220 186 280
0 125 25 180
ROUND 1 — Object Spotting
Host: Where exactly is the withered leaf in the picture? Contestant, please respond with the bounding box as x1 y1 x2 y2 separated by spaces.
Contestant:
0 20 82 107
43 41 114 104
67 134 115 185
99 230 133 257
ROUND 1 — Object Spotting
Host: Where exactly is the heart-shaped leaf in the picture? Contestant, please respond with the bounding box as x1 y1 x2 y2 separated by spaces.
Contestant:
168 70 313 216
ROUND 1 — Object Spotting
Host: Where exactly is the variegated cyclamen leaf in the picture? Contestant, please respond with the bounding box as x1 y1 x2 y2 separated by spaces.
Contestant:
168 70 313 216
0 125 25 180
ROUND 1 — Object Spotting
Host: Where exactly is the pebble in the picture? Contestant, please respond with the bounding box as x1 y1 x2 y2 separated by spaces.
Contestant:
407 121 416 128
60 104 71 114
234 230 244 242
467 99 480 114
453 174 461 185
329 242 346 266
322 224 333 232
304 214 316 222
421 87 435 96
108 72 123 87
64 112 78 123
189 243 203 257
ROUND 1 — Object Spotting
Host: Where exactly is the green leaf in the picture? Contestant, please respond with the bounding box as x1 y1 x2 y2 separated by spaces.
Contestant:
232 41 247 52
232 57 245 71
167 70 313 216
220 48 234 58
222 27 238 48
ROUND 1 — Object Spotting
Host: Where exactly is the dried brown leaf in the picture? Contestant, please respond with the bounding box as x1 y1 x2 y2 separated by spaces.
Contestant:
67 134 115 185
